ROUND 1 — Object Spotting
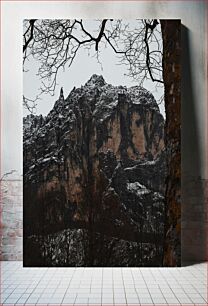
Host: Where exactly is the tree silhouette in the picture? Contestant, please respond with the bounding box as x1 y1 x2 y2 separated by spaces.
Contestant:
23 19 163 109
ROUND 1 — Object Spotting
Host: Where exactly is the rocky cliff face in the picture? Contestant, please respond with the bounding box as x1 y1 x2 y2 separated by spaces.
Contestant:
23 74 166 266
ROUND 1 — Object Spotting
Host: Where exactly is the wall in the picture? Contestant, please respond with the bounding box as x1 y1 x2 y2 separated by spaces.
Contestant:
0 1 207 263
0 180 22 260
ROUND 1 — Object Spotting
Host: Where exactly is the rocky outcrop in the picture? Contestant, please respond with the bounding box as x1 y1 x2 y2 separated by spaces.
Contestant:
23 74 166 266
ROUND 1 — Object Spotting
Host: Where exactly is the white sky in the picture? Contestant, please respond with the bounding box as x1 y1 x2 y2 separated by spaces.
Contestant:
23 20 165 118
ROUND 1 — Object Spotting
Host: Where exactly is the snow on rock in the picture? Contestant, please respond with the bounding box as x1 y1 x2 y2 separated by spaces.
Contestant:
23 74 166 267
127 181 151 195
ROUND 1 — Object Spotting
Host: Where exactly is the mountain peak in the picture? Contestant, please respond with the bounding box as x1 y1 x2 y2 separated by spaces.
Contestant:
59 87 64 99
85 74 106 87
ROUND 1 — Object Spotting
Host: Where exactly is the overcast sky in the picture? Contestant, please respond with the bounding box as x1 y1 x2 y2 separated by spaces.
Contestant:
23 20 165 118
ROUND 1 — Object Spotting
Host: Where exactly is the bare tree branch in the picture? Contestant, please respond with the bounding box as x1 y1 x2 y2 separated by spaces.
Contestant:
23 19 164 111
95 19 108 51
144 20 163 84
23 19 36 52
23 94 40 114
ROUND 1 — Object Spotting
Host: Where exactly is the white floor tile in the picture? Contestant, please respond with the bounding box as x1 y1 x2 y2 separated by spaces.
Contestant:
89 293 102 298
126 297 140 303
102 296 114 301
176 296 192 303
126 294 138 299
137 293 151 299
114 293 126 298
188 294 206 303
114 299 127 304
26 297 40 303
0 261 207 306
3 298 19 304
165 297 180 303
89 298 102 304
152 300 167 304
75 297 89 304
139 298 153 303
63 296 77 303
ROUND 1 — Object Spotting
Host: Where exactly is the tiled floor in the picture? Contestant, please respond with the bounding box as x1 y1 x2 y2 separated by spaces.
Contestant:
0 261 207 305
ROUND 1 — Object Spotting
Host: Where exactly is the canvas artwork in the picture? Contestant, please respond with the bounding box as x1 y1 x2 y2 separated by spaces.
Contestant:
23 19 181 267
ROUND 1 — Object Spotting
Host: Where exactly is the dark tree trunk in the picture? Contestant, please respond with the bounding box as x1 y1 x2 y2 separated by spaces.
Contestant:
160 20 181 266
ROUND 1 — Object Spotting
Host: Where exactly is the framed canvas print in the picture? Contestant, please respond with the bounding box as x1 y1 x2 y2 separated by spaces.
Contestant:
23 19 181 267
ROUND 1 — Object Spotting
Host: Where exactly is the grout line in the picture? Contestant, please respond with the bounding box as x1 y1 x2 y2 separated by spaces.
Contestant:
130 268 141 305
139 268 155 305
157 269 181 304
121 268 128 305
61 266 77 304
100 267 103 305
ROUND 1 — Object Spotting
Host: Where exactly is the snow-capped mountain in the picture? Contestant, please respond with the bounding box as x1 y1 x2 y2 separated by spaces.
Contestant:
23 74 166 267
